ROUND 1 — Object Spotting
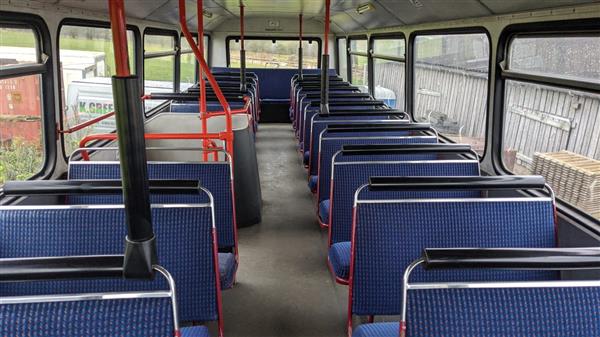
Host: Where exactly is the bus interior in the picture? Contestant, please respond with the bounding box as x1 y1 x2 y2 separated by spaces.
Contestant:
1 0 599 336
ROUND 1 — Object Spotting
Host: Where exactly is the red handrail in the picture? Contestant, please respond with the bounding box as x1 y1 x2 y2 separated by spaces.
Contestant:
108 0 130 76
78 132 232 161
197 0 209 161
59 111 115 134
324 0 330 56
179 0 233 171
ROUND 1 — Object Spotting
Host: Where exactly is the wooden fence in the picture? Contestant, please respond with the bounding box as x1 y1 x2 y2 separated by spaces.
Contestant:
374 62 600 170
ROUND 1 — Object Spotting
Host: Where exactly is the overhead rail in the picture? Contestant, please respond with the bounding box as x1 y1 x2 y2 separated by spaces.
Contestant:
320 0 331 115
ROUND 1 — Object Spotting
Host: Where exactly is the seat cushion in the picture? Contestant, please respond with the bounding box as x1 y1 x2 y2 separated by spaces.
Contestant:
308 175 318 192
319 199 330 224
181 325 211 337
218 252 237 290
328 241 351 281
353 323 398 337
303 150 310 165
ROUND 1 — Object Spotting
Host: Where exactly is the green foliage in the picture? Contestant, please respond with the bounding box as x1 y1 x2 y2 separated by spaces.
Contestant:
0 138 43 185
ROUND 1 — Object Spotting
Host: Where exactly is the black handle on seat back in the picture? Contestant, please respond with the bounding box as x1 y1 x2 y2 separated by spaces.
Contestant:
341 143 473 155
423 248 600 270
304 93 371 99
1 180 202 196
368 175 546 191
318 109 407 118
326 122 432 133
310 100 385 107
149 92 246 101
0 255 125 282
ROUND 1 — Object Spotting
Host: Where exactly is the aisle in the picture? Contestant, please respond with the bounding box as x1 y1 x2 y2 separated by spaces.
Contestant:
221 123 347 337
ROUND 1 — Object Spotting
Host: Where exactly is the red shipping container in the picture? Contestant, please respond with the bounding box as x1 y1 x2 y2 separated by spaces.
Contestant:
0 74 42 145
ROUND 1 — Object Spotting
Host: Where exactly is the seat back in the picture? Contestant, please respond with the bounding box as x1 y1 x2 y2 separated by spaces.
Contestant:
0 203 220 322
307 118 410 175
1 266 180 337
329 158 480 244
351 192 557 316
317 133 437 201
68 160 236 250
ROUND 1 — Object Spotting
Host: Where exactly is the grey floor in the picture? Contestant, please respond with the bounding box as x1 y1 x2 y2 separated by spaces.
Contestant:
221 123 348 337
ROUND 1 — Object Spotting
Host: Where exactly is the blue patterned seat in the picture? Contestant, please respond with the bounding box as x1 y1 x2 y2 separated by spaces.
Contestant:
327 159 480 283
352 323 397 337
0 204 223 324
347 191 557 334
0 266 212 337
328 241 351 282
319 199 330 225
218 252 237 290
316 132 437 208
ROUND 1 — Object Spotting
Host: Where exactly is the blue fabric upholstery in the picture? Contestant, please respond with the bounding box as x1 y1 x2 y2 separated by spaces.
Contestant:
351 198 557 316
308 175 318 192
330 160 480 245
307 118 410 176
319 199 330 224
0 205 219 322
68 162 235 250
405 287 600 337
181 325 212 337
218 252 237 290
317 135 437 202
328 241 351 281
352 323 398 337
0 296 176 336
303 150 310 166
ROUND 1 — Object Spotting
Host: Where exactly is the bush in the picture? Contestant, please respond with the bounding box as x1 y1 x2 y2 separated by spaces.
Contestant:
0 138 43 184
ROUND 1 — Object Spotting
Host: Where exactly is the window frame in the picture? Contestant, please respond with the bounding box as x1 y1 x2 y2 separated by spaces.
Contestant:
494 18 600 229
0 11 57 184
370 33 406 110
224 35 322 69
409 27 492 160
143 27 177 92
335 36 348 80
56 18 141 160
179 33 211 89
348 35 369 91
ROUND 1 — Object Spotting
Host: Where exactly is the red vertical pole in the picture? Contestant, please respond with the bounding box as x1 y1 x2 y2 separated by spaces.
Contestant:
324 0 330 56
198 0 209 161
109 0 130 76
179 0 233 164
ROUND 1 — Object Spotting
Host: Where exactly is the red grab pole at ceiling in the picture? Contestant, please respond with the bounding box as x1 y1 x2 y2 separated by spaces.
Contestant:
324 0 330 56
109 0 130 76
197 0 209 161
178 0 233 160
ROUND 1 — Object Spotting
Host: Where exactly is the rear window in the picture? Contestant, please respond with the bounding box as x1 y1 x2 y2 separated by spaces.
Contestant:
228 38 320 69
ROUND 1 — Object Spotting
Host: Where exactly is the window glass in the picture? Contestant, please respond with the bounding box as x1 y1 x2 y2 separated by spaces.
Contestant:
144 33 176 112
373 38 405 110
59 25 135 155
373 38 405 57
0 26 43 184
0 27 38 68
350 38 367 53
350 54 368 90
180 36 197 91
337 38 347 81
509 35 600 83
503 81 600 220
414 33 490 154
229 38 319 69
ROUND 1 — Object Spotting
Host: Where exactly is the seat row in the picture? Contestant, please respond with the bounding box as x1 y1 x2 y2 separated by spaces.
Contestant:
1 70 261 336
289 73 600 337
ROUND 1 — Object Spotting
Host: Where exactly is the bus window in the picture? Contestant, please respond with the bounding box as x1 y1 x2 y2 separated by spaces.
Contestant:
337 38 348 81
180 36 197 91
503 35 600 220
349 38 368 90
144 31 176 112
372 37 405 110
0 27 43 184
414 33 490 155
58 24 135 155
228 38 319 69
